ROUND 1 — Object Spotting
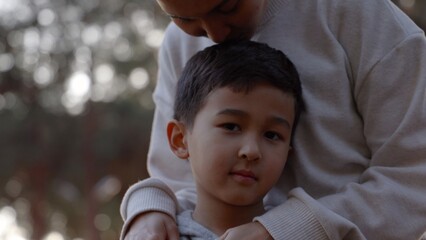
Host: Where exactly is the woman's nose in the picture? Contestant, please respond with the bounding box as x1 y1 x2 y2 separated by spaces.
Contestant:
200 19 231 43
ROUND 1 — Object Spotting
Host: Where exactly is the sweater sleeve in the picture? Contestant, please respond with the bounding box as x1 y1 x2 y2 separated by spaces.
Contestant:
256 26 426 240
255 188 366 239
119 178 178 240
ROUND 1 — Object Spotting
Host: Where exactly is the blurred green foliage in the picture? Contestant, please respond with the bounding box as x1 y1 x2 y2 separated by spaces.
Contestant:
0 0 169 239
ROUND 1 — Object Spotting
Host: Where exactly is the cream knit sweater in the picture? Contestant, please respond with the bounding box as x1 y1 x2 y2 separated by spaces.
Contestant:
121 0 426 239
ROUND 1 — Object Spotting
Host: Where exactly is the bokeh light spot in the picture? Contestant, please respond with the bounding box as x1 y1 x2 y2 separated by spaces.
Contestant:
94 64 115 84
34 64 55 87
5 179 22 198
94 176 122 202
94 214 111 232
399 0 416 9
38 8 56 26
0 53 14 72
145 29 164 48
129 68 149 90
113 37 132 61
62 71 91 115
81 25 102 46
43 231 65 240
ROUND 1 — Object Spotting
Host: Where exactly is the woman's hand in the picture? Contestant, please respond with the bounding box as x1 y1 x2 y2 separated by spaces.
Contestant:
219 221 272 240
124 211 179 240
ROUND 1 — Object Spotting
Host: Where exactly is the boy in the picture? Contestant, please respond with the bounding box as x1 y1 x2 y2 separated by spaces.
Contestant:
132 40 305 239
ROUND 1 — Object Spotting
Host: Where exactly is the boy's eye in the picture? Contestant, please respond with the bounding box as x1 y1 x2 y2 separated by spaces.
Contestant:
264 131 282 141
221 123 240 131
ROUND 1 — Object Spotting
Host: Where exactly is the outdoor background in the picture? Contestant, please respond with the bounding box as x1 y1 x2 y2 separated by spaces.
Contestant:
0 0 425 239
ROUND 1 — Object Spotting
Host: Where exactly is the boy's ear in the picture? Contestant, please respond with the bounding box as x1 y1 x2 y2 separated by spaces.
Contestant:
167 120 189 159
286 145 293 160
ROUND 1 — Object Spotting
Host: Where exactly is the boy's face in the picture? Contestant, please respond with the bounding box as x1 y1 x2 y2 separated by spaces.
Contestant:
156 0 266 43
169 83 294 207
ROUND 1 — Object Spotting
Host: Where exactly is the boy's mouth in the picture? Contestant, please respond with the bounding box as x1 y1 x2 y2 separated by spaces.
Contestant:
230 169 258 183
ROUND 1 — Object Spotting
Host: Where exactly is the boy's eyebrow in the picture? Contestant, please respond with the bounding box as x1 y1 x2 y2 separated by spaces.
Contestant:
217 108 247 117
167 0 229 20
217 109 292 129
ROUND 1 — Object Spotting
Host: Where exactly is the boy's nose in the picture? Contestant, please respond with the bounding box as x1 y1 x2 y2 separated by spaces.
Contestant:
238 138 261 162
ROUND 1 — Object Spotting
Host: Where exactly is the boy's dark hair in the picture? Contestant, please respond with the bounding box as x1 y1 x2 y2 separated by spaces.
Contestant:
174 40 305 134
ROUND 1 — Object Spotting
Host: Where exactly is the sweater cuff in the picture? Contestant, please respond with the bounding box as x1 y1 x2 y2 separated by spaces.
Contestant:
120 179 178 239
254 189 328 240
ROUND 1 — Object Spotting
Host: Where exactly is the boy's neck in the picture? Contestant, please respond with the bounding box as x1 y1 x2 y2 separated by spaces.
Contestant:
192 193 266 236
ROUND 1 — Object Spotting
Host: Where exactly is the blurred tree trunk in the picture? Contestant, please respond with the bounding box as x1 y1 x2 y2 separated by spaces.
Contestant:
29 163 49 240
83 103 100 240
28 95 49 240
